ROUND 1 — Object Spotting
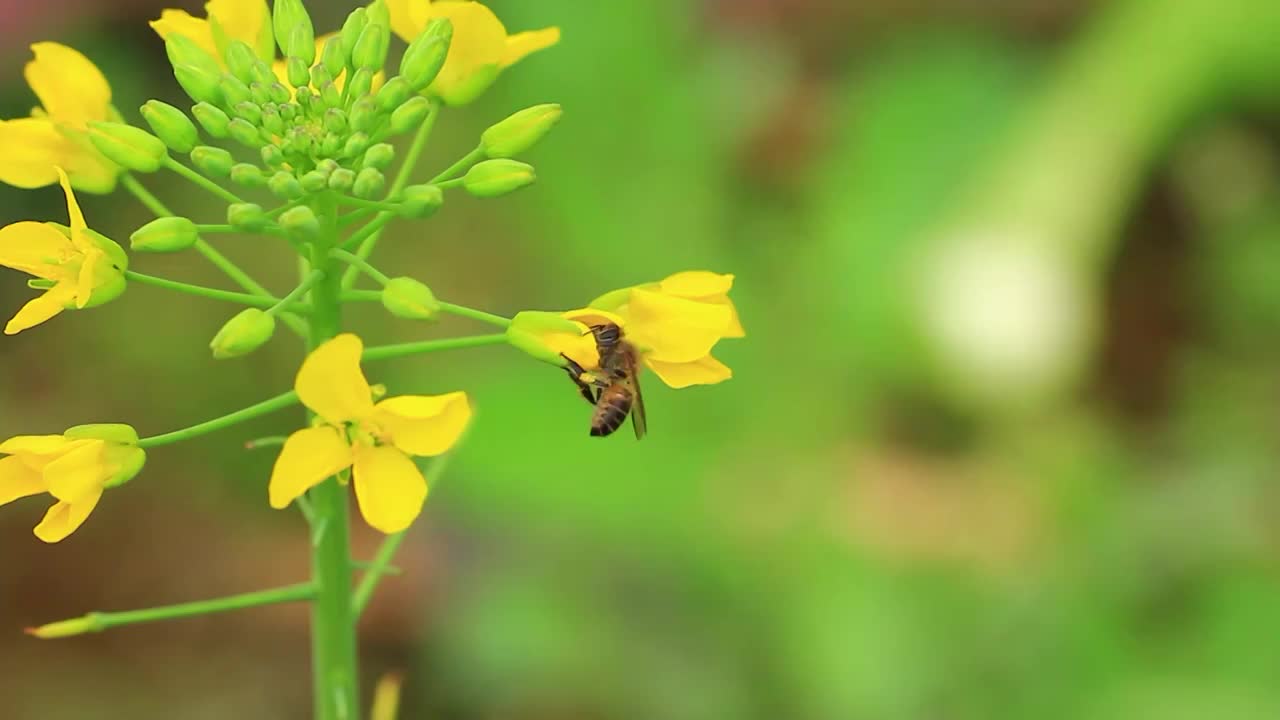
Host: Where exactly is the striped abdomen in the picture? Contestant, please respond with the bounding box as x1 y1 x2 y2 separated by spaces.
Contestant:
590 383 633 437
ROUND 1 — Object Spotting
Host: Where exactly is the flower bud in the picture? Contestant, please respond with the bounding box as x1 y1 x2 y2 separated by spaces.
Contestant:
140 100 199 154
166 33 222 77
63 423 146 488
400 17 452 91
173 64 223 105
192 102 231 138
321 35 347 79
346 68 375 102
389 96 432 134
481 104 562 158
352 21 390 72
342 132 369 159
26 617 98 640
130 216 198 253
310 63 334 90
230 163 267 188
279 102 298 122
381 277 439 320
316 159 339 176
375 77 411 113
220 74 253 107
279 205 320 240
273 0 315 64
268 170 304 199
190 146 234 176
86 122 167 173
233 101 262 126
286 56 310 88
64 422 138 445
300 170 328 192
463 159 535 197
363 143 394 170
365 0 391 28
353 167 385 199
261 105 284 136
227 118 264 148
399 184 443 218
223 40 259 84
319 132 341 157
340 8 369 61
348 96 378 133
211 309 276 359
261 143 286 167
228 202 269 231
328 168 355 192
507 311 592 365
320 82 342 109
323 108 348 135
250 82 271 105
268 82 291 105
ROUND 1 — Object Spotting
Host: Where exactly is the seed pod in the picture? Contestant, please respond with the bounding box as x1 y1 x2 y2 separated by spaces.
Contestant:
140 100 199 154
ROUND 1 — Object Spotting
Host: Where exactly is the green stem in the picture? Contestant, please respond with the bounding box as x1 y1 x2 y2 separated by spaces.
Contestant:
137 390 299 449
339 213 396 253
339 207 378 228
267 270 325 317
28 583 316 638
336 196 402 213
340 289 382 303
434 177 464 190
124 270 307 312
362 334 509 362
163 156 245 205
193 224 240 234
307 192 360 720
330 248 391 286
429 146 485 184
437 302 511 328
341 104 440 289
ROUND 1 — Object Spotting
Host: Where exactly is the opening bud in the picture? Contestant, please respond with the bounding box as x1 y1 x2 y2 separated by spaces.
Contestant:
192 102 231 138
389 96 432 134
463 159 536 198
166 33 222 77
231 163 267 188
399 184 443 218
482 104 563 158
190 146 234 177
211 309 276 359
273 0 316 64
130 216 198 253
268 170 304 199
363 143 395 170
400 17 452 91
279 205 320 240
353 167 386 199
381 277 439 320
140 100 199 154
228 202 269 231
63 423 146 489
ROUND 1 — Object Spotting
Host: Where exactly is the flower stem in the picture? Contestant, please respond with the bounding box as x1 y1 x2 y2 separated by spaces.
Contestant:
330 248 391 286
163 156 246 205
341 103 440 289
267 270 325 318
429 146 485 184
137 390 299 449
124 270 307 312
339 212 396 252
26 583 316 638
437 302 511 328
362 334 509 362
335 196 403 213
308 192 360 720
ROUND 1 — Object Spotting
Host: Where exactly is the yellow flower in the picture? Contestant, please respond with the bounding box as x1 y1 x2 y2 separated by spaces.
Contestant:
0 43 119 193
150 0 274 63
387 0 560 105
0 426 145 543
269 334 471 533
0 168 128 335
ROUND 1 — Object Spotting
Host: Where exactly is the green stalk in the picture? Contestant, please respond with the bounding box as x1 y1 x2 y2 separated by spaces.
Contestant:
437 302 511 328
125 270 307 312
428 146 485 184
362 334 509 362
137 390 299 449
163 156 246 205
307 192 360 720
267 269 325 317
330 248 391 286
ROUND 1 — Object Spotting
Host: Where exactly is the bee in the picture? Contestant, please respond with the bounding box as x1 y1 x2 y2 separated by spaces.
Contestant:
561 322 647 439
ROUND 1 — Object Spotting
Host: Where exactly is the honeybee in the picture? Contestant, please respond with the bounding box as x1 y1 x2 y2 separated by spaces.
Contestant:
561 322 647 439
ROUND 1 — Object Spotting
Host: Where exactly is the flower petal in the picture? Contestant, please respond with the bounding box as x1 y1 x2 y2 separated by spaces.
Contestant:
626 288 731 363
0 455 46 506
24 43 111 128
0 220 75 280
5 283 76 335
352 444 427 534
55 167 90 251
415 1 506 104
150 9 220 59
0 434 74 457
33 489 102 543
645 354 733 389
295 334 374 424
268 426 354 509
0 118 118 192
659 271 734 300
372 392 471 457
206 0 271 57
386 0 420 40
74 249 101 309
501 27 560 68
42 439 105 502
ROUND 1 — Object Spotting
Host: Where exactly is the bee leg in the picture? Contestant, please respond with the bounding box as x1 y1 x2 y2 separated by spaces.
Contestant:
560 354 598 405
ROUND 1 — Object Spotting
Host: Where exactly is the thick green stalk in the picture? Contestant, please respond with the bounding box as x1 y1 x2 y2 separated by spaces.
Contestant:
307 193 359 720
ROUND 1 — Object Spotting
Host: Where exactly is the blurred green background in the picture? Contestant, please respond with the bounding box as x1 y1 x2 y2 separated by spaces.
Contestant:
4 0 1280 718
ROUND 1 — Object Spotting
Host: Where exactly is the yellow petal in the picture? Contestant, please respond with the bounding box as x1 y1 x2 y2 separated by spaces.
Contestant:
415 1 506 104
0 455 45 506
74 249 101 309
33 489 102 543
295 334 375 424
501 27 560 68
0 220 76 280
24 43 111 129
0 118 118 193
5 283 76 335
372 392 471 457
659 271 735 300
42 439 106 502
206 0 270 55
645 354 733 389
55 166 90 252
0 434 75 457
352 444 427 534
626 288 731 364
268 426 354 509
150 9 220 59
386 0 420 40
709 296 745 338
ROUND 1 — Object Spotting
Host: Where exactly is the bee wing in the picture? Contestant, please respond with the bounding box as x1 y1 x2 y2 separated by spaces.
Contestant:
626 352 647 440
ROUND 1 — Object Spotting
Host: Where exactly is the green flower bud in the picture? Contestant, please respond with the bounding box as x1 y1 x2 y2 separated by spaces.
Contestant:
261 105 285 136
211 309 276 359
346 68 375 103
348 96 378 133
340 8 369 60
192 102 231 138
223 40 259 84
323 108 348 135
130 216 198 253
227 117 264 148
352 21 390 72
363 143 394 170
166 33 222 77
140 100 199 154
173 63 223 105
353 167 385 199
233 101 263 127
279 102 299 122
310 63 334 91
300 170 328 192
249 82 271 105
261 143 286 167
400 17 452 91
342 132 369 159
481 104 563 158
248 59 277 89
366 0 391 29
273 0 315 64
374 77 411 113
230 163 267 188
191 145 234 176
268 82 292 105
316 158 340 176
328 168 356 192
286 56 310 88
228 202 268 231
64 422 138 445
389 96 432 134
380 278 440 321
268 170 304 199
319 132 342 157
463 159 536 197
320 82 342 109
63 424 147 489
507 311 588 365
220 74 253 107
279 205 320 240
321 35 347 79
399 184 443 218
87 122 167 173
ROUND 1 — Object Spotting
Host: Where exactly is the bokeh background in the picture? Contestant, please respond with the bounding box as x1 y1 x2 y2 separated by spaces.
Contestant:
4 0 1280 717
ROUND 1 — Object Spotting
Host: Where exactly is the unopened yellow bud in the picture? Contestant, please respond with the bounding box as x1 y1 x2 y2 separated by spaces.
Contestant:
381 278 439 320
211 309 277 359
